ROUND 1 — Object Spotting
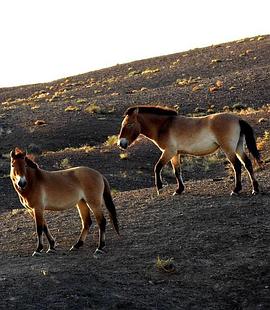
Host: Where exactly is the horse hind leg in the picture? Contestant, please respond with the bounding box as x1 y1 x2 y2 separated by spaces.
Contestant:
83 195 106 257
225 153 242 196
94 213 106 257
70 200 92 251
236 135 259 195
237 152 259 195
171 154 185 195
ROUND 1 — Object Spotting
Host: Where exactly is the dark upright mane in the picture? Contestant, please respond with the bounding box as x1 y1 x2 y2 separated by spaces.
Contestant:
25 157 39 170
125 105 178 116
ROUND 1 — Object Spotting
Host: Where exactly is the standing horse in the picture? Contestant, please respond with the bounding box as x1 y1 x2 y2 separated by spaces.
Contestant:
117 105 262 196
10 148 119 256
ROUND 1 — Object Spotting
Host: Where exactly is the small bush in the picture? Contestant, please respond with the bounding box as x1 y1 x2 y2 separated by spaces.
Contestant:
104 135 118 146
156 256 176 273
76 98 88 104
119 153 128 160
232 103 247 111
65 106 80 112
60 158 72 169
141 68 160 75
257 131 270 151
85 103 102 114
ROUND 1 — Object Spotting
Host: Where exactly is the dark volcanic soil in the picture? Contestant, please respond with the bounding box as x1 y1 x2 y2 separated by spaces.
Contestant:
0 35 269 309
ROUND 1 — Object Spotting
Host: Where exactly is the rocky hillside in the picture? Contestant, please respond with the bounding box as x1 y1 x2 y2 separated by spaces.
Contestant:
0 35 269 310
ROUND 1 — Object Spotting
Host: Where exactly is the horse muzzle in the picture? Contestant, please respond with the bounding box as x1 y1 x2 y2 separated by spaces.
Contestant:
17 176 27 190
117 138 129 150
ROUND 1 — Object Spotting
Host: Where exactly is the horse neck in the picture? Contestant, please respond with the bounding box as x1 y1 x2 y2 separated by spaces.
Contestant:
25 166 39 190
138 113 171 141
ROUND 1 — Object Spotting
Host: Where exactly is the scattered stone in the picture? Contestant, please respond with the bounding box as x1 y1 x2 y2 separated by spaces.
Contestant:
34 120 46 126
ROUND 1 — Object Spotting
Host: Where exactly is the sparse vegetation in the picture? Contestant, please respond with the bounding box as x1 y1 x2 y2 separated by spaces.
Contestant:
84 102 102 114
65 106 80 112
175 76 201 86
119 153 128 160
257 130 270 151
76 98 88 104
232 103 247 111
141 68 160 75
156 256 176 273
60 157 72 169
103 135 118 146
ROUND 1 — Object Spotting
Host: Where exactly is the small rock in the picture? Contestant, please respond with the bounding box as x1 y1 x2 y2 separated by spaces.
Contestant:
34 120 46 126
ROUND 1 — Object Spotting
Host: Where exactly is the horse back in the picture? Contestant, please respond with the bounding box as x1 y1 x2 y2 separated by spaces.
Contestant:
43 166 104 191
165 113 241 155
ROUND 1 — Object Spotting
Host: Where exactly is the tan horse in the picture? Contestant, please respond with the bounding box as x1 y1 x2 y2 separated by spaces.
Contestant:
118 105 262 196
10 148 119 256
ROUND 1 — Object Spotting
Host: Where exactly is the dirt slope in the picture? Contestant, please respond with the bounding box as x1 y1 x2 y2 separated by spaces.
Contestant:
0 35 269 309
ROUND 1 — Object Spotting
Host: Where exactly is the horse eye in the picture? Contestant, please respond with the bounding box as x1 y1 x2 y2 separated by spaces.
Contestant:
127 123 134 128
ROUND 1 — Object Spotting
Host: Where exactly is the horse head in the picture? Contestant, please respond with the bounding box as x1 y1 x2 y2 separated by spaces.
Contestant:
117 107 141 149
10 148 38 191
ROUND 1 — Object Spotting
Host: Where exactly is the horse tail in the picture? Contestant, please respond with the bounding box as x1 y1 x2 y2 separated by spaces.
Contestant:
103 177 119 235
239 119 262 165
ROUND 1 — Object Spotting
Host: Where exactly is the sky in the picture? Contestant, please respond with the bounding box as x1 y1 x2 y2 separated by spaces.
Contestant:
0 0 269 87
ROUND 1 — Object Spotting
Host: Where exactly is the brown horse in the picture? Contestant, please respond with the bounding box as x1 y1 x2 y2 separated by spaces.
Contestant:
10 148 119 256
118 105 262 196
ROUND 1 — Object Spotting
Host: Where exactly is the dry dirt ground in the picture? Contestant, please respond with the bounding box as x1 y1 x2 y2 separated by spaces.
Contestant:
0 35 269 309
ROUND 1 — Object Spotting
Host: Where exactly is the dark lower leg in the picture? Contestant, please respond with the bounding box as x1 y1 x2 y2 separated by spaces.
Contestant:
231 157 242 194
154 161 163 192
71 202 92 250
35 225 44 253
171 155 184 194
174 168 185 194
44 224 56 251
243 154 259 193
97 216 106 251
72 217 92 250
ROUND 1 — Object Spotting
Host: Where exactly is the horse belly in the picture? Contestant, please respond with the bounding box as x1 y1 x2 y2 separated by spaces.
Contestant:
43 189 83 211
182 135 219 156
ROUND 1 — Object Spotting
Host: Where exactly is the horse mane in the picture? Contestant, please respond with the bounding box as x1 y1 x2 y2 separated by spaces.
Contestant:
25 157 39 170
125 105 178 116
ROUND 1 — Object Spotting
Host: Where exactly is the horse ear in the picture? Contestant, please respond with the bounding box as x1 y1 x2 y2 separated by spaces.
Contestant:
15 147 26 157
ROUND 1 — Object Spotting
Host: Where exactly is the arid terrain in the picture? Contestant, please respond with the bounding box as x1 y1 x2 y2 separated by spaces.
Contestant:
0 35 269 309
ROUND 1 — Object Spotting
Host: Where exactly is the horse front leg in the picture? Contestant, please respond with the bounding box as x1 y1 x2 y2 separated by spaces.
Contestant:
33 208 45 256
44 220 56 254
171 154 185 195
154 150 174 195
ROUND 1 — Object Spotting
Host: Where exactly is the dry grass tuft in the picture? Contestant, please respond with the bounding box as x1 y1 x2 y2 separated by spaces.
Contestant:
156 256 176 273
104 135 118 147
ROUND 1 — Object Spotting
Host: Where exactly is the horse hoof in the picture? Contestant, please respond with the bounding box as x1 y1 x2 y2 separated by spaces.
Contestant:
230 191 239 197
32 251 42 257
69 245 79 252
157 187 165 195
252 190 259 196
173 190 184 196
46 248 56 254
93 249 105 259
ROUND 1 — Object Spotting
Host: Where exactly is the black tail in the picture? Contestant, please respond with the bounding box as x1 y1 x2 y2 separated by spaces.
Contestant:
239 120 262 164
103 177 119 235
